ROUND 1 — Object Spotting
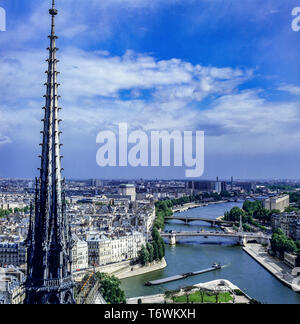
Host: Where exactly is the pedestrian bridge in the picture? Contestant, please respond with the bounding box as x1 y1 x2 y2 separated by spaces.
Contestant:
161 231 271 247
164 216 237 227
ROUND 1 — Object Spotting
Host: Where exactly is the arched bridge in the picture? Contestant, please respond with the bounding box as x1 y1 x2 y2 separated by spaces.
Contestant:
164 216 237 227
161 231 271 247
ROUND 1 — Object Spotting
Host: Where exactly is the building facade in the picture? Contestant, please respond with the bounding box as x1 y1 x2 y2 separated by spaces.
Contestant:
271 212 300 239
263 195 290 212
0 242 26 267
290 220 300 242
119 184 136 202
237 182 257 192
87 232 146 266
0 267 26 304
72 236 89 272
187 180 226 194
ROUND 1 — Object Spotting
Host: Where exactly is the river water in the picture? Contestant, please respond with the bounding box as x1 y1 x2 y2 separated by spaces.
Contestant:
120 202 300 304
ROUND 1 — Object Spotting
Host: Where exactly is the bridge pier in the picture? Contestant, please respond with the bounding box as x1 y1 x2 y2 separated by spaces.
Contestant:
169 234 177 246
239 234 271 247
238 235 247 246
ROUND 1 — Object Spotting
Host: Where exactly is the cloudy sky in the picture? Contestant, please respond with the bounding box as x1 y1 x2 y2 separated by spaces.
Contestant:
0 0 300 180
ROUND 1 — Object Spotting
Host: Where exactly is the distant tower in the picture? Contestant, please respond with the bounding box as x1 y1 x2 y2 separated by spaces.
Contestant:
215 177 221 194
231 176 233 191
25 0 75 304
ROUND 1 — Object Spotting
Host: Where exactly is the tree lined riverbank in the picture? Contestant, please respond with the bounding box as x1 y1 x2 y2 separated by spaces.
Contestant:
121 202 300 304
116 258 167 280
243 244 300 292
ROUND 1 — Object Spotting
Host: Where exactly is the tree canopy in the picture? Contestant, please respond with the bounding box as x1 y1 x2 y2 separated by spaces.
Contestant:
95 272 126 304
271 231 297 257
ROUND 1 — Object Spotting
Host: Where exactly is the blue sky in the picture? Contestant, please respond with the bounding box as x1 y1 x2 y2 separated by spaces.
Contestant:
0 0 300 180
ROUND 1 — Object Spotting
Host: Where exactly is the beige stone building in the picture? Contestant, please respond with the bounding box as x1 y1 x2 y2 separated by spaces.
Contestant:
87 231 146 267
72 235 89 272
263 195 290 212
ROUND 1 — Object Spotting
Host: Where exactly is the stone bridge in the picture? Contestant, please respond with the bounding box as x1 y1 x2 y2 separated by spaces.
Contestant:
161 231 271 247
164 216 237 227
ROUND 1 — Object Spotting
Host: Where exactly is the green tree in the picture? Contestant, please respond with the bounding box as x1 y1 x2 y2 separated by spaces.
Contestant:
270 209 281 215
284 206 300 213
157 239 164 260
159 237 165 256
146 243 154 263
95 273 126 304
225 207 246 222
152 227 160 242
0 209 12 218
242 200 262 216
220 191 231 198
271 232 297 257
253 208 270 222
152 241 159 261
274 228 284 236
138 245 149 265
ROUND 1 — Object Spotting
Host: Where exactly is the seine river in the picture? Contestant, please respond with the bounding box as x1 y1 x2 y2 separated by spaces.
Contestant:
120 202 300 304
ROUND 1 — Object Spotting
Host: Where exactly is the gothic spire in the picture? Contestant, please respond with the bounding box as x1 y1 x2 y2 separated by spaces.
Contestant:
25 0 75 305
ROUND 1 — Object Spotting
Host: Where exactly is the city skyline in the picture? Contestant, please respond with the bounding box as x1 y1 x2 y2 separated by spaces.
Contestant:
1 1 300 307
0 0 300 180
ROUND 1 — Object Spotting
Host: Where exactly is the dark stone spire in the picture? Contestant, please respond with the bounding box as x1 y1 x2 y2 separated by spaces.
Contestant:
25 0 75 304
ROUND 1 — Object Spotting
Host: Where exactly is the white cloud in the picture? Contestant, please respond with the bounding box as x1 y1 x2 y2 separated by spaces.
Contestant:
0 43 299 159
0 47 253 149
0 135 11 146
278 85 300 96
0 48 249 103
200 90 300 154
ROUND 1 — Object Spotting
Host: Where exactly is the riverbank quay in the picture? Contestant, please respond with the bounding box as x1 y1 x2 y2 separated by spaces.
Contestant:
127 279 251 304
172 200 229 213
243 244 300 293
121 202 300 304
172 203 204 213
115 258 167 279
72 258 167 282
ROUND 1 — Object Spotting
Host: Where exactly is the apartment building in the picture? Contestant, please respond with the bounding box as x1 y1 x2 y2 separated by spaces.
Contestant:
0 242 26 267
87 231 146 267
72 236 89 272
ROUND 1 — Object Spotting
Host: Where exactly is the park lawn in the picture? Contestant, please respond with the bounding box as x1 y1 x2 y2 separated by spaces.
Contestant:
174 291 233 304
